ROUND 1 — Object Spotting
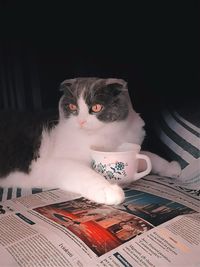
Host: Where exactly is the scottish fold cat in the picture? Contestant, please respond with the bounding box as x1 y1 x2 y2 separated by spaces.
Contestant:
0 78 181 204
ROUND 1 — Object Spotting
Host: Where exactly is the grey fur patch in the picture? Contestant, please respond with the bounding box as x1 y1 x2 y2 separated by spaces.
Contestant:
59 77 129 122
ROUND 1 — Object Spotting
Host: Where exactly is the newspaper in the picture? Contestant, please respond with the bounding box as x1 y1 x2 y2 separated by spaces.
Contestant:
0 175 199 267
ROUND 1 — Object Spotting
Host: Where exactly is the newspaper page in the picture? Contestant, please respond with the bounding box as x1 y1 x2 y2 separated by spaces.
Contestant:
0 175 199 267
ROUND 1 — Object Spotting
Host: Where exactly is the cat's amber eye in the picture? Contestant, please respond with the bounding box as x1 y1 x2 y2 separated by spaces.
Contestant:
68 103 77 111
91 104 103 113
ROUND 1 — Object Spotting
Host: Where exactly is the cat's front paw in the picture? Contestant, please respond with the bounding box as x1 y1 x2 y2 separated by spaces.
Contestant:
88 184 125 205
169 161 182 178
161 161 182 178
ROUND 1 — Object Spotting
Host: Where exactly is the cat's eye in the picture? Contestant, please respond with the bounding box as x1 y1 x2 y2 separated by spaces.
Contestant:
91 104 103 113
68 103 78 111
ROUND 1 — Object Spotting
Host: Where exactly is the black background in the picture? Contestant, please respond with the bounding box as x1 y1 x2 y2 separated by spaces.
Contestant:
0 1 198 115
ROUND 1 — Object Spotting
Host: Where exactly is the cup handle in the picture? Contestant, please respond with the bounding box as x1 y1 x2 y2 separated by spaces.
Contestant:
134 154 152 180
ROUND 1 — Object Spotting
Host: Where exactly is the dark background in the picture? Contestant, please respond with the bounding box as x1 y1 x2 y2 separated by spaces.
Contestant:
0 1 198 116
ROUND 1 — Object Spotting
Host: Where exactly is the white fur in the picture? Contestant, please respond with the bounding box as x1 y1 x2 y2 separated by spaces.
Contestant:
1 95 181 205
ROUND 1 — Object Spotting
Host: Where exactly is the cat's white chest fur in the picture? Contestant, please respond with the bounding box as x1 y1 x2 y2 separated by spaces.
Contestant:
39 108 145 164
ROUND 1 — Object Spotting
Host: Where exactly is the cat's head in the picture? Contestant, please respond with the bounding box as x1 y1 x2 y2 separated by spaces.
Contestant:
59 77 131 131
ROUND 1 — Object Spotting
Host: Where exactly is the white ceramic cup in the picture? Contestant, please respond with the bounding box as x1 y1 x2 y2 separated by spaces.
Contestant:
90 143 152 184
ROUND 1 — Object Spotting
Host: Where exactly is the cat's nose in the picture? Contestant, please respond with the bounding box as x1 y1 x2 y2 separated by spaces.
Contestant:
79 120 86 127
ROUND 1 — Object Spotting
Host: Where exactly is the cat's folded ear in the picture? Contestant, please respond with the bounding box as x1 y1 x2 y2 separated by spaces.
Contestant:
105 78 127 89
101 78 128 97
105 78 128 92
59 79 77 92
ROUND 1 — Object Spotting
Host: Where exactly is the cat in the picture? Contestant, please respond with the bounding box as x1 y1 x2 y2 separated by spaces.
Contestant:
0 78 181 205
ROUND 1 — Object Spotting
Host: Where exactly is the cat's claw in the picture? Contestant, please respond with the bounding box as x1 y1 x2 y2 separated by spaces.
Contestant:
86 184 125 205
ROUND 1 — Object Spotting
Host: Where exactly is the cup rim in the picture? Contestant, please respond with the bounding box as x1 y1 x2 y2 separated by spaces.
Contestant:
90 143 141 155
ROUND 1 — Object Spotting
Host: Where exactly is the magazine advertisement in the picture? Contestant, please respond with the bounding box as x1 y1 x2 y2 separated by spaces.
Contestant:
0 175 199 267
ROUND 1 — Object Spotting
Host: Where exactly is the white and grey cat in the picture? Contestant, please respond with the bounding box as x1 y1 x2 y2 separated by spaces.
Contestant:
0 78 181 205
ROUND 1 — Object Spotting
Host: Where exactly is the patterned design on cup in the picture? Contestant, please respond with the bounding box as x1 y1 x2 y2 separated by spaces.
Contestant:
91 160 128 181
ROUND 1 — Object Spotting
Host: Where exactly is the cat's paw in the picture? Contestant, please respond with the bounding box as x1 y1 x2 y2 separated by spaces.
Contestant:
160 161 181 178
87 184 125 205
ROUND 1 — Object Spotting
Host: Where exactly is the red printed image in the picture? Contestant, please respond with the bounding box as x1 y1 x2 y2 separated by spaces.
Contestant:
34 198 153 256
